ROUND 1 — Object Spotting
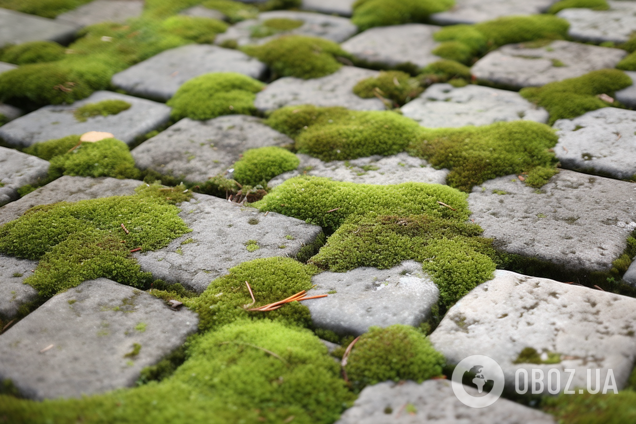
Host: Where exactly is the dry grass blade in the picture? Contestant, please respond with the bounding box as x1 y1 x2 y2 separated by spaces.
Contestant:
1 319 15 334
341 336 361 384
437 201 457 211
243 281 256 309
39 344 54 353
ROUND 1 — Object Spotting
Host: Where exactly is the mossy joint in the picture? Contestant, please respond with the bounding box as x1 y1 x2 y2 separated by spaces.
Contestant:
73 100 131 122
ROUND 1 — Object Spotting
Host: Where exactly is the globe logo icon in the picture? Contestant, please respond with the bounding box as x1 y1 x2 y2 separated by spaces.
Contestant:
451 355 505 408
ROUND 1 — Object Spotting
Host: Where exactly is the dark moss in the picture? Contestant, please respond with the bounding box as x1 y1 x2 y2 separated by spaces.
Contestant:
1 41 66 65
73 99 131 122
353 71 424 107
617 51 636 71
543 390 636 423
418 60 472 85
233 146 300 186
0 0 93 18
351 0 454 31
548 0 609 14
513 347 561 364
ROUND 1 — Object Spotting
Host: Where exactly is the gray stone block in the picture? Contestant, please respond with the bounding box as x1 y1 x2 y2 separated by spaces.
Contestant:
215 11 357 46
336 380 556 424
467 170 636 273
56 0 144 27
0 61 16 74
132 115 292 183
135 193 323 293
0 278 198 400
0 147 49 207
624 260 636 286
269 153 448 188
472 41 627 89
0 91 171 147
401 84 548 128
557 1 636 44
615 71 636 108
0 103 23 123
0 176 141 226
304 261 439 336
301 0 355 16
431 0 556 25
111 44 267 101
554 108 636 180
180 5 227 21
341 24 441 69
254 66 385 113
0 254 39 320
0 8 79 47
430 270 636 394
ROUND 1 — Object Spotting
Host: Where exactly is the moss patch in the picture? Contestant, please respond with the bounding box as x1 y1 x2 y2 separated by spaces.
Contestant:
345 325 445 392
513 347 561 364
251 18 304 38
159 15 228 44
418 60 473 86
73 99 131 122
201 0 259 22
351 0 454 31
0 0 93 18
233 146 299 186
543 391 636 423
167 72 265 121
617 51 636 71
548 0 609 14
241 35 352 79
1 41 65 65
353 71 423 107
520 69 633 125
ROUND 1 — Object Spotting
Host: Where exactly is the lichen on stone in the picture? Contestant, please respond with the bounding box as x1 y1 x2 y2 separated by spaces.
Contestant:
73 99 131 122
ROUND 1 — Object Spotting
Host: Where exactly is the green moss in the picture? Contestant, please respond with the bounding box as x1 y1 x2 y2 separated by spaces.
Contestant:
543 391 636 423
73 99 131 122
520 70 633 125
353 71 423 107
201 0 259 22
0 184 192 297
159 16 228 44
548 0 609 14
432 41 475 64
345 325 445 392
418 60 472 85
0 0 93 18
241 35 352 79
233 146 299 186
135 322 147 333
617 51 636 71
251 18 304 38
0 114 7 127
433 25 488 56
266 105 422 161
167 72 265 121
124 343 142 358
513 347 561 364
24 135 79 161
351 0 454 31
1 41 65 65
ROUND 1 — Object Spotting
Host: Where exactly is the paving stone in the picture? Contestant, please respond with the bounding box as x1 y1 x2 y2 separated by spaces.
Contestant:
301 0 355 16
0 278 198 400
215 11 357 46
0 147 49 207
336 379 556 424
303 261 439 336
431 0 556 25
624 260 636 286
471 41 627 89
56 0 144 27
0 91 171 148
0 61 16 74
111 44 267 101
467 170 636 273
553 108 636 180
180 5 227 21
430 270 636 394
269 153 448 188
254 66 385 113
0 176 141 226
0 255 39 320
132 115 293 183
341 24 441 70
615 71 636 108
557 1 636 44
0 62 22 123
135 193 323 293
401 84 549 128
0 8 79 47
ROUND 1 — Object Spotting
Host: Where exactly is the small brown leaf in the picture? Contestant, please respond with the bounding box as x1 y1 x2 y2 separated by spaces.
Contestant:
80 131 114 142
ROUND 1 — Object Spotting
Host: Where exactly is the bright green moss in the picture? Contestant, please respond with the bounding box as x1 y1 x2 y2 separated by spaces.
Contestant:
433 25 488 56
0 184 191 297
266 105 422 161
73 99 131 122
241 35 352 79
0 0 92 18
548 0 609 14
159 16 229 44
345 325 445 392
24 135 79 161
233 146 300 186
352 71 424 106
251 18 304 38
419 60 472 83
617 52 636 71
432 41 475 64
351 0 455 31
543 391 636 423
201 0 259 22
409 121 560 192
1 41 65 65
520 69 633 125
167 72 265 121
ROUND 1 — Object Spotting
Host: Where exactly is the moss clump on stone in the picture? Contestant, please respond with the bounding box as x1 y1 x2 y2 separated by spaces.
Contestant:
548 0 609 14
233 146 300 186
409 121 559 192
167 72 265 121
345 325 445 391
0 0 92 18
513 347 561 364
201 0 259 22
251 18 304 38
159 15 229 44
266 105 423 161
351 0 454 31
23 135 79 161
543 391 636 423
241 35 352 79
520 69 633 125
432 41 475 64
353 71 424 106
0 184 191 297
73 99 131 122
617 52 636 71
418 60 472 85
1 41 66 65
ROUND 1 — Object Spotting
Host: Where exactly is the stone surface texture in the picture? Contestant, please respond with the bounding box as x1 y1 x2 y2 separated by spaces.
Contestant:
554 108 636 180
336 380 556 423
135 193 324 293
304 261 439 336
0 278 198 400
132 115 293 183
557 1 636 43
0 254 39 320
254 66 385 113
468 170 636 272
615 71 636 108
111 45 267 101
341 24 441 69
0 91 171 147
430 270 636 394
180 5 226 21
431 0 555 25
471 41 627 89
301 0 355 16
56 0 144 27
0 147 49 207
402 84 549 128
0 8 78 47
624 260 636 286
